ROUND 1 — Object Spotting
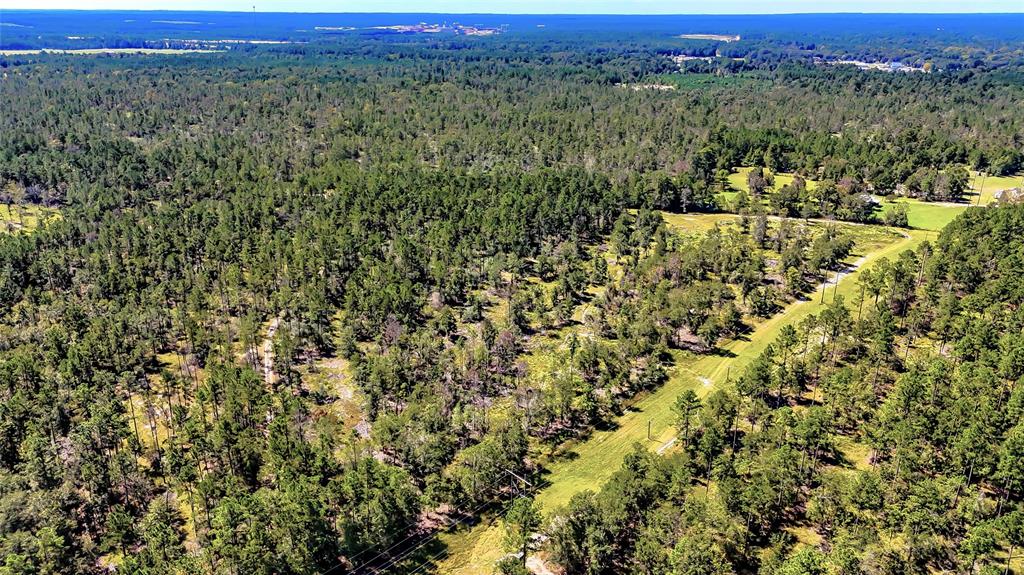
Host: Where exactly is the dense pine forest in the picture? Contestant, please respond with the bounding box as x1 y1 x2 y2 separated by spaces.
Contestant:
1 11 1024 575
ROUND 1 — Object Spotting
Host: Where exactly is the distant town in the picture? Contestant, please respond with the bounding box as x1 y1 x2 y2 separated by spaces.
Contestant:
360 22 502 36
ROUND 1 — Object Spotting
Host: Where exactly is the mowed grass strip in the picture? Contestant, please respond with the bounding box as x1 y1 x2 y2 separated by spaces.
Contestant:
877 199 970 231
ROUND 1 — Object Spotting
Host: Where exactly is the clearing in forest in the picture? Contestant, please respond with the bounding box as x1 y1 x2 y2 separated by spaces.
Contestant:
0 204 59 233
966 171 1024 205
439 215 931 575
723 166 1012 231
678 33 741 42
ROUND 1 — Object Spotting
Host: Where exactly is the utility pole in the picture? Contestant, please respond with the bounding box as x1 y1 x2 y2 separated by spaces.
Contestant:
858 283 865 320
502 468 534 500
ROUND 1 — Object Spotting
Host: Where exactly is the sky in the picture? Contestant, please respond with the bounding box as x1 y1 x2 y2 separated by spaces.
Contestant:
1 0 1022 13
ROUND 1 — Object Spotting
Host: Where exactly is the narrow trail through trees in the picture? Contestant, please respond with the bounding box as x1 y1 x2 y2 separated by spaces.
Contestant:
263 317 280 385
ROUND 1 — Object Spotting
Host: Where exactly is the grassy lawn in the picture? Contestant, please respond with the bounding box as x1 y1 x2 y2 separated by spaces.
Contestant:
726 166 820 196
659 211 738 234
720 167 1023 230
721 166 819 210
439 216 931 574
877 198 970 231
966 171 1023 205
662 211 904 255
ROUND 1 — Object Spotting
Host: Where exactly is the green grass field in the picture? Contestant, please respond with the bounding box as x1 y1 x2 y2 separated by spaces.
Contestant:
439 215 932 574
659 211 738 234
966 171 1023 205
721 167 820 209
724 167 1023 208
877 198 970 231
725 166 819 195
722 167 1024 229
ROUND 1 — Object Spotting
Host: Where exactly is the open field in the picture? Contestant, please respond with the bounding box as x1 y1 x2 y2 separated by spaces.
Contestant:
878 198 970 231
722 166 817 206
722 166 1005 231
658 211 737 234
678 33 740 42
725 167 1024 208
439 214 930 574
0 204 59 233
967 171 1023 205
725 166 819 195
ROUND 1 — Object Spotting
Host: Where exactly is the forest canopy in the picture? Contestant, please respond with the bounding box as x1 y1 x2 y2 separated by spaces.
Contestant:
1 11 1023 575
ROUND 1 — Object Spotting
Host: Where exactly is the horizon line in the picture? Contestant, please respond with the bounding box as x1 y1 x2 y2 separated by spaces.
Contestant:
2 8 1024 15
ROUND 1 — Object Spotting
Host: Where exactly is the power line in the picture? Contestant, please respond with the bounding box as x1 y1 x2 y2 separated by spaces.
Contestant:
400 477 536 575
402 496 524 575
353 464 526 570
311 470 523 575
362 497 499 575
356 470 533 575
336 504 434 567
350 478 516 574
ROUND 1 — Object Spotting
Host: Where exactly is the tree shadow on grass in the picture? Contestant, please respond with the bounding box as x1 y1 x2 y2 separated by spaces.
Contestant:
389 536 448 575
594 418 621 432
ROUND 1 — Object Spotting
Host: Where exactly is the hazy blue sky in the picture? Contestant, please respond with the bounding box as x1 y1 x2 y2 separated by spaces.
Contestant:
1 1 1021 13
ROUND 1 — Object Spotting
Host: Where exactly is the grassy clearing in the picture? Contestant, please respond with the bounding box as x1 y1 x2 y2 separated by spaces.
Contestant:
297 313 366 434
834 436 873 472
127 352 187 456
878 198 969 231
436 514 508 575
659 211 737 234
0 204 59 234
721 166 1014 230
441 216 928 574
726 166 819 196
723 167 1024 209
721 167 819 209
966 171 1023 205
298 355 363 429
662 211 902 255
